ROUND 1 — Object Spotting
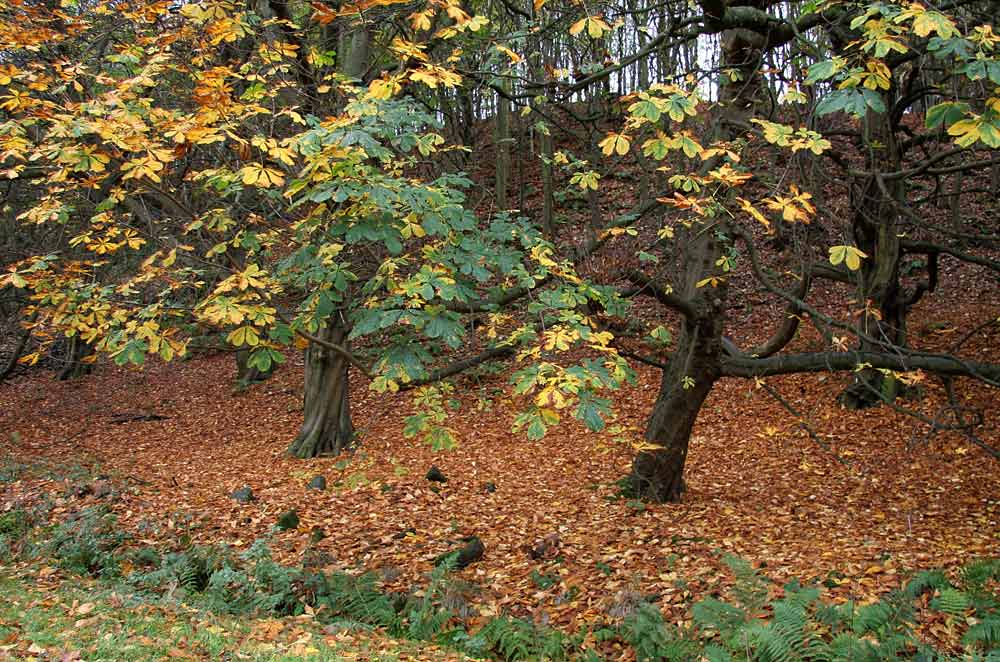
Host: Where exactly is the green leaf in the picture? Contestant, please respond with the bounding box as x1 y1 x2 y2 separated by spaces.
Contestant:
425 426 457 450
112 339 147 366
804 59 843 85
403 413 428 438
628 98 662 122
925 102 970 129
575 393 610 432
649 325 672 345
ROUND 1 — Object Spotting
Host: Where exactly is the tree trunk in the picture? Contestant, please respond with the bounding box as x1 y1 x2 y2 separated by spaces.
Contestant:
57 335 92 381
288 316 354 458
1 311 33 383
632 318 722 501
495 79 511 210
626 6 756 501
838 96 907 409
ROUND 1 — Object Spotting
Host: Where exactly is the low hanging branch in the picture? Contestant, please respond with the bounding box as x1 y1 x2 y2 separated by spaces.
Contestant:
722 350 1000 383
622 269 698 319
271 308 374 378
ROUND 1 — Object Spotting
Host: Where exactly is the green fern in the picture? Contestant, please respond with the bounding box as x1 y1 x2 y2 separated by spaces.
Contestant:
960 559 1000 594
723 554 770 617
475 615 569 661
932 587 973 616
405 561 454 641
905 569 949 599
320 571 400 631
964 616 1000 649
622 602 699 662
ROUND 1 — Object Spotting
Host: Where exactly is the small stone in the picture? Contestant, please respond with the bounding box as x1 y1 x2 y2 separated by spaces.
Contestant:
436 536 484 570
484 482 496 493
425 466 448 483
307 475 327 491
230 486 255 503
276 509 300 530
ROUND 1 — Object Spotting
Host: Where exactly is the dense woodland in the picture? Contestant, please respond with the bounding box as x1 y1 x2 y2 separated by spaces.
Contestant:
1 0 1000 658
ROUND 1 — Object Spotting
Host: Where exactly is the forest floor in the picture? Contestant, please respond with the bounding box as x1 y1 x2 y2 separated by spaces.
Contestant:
1 263 998 655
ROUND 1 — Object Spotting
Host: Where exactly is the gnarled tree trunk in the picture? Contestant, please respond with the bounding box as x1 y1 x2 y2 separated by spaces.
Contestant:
626 1 759 501
288 316 354 458
839 96 908 409
629 225 730 501
632 310 725 501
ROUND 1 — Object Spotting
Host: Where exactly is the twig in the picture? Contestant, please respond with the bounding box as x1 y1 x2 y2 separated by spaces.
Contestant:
759 381 851 465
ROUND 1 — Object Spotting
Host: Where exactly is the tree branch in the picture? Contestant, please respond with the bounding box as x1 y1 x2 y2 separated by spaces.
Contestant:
722 350 1000 383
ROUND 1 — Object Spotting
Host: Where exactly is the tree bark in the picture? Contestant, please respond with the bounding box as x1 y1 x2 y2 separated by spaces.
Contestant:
57 336 92 381
632 306 724 501
839 95 907 409
288 315 354 458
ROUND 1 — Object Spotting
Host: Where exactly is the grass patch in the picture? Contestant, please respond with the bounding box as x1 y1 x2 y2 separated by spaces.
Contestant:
0 566 466 661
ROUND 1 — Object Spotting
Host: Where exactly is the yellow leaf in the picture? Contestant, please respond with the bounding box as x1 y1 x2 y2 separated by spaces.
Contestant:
496 45 522 64
829 245 868 270
587 16 611 38
409 10 433 31
227 326 260 347
7 271 26 288
598 133 631 156
240 164 284 188
368 77 402 100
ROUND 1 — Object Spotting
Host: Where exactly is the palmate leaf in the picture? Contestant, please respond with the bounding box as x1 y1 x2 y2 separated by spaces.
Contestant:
925 101 970 129
804 58 845 84
574 391 611 431
598 132 631 156
948 117 1000 147
829 245 868 270
629 98 663 122
227 325 260 347
816 89 886 117
247 347 285 372
111 338 148 366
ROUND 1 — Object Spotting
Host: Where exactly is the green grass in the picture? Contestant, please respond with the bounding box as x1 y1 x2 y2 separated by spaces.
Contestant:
0 566 465 661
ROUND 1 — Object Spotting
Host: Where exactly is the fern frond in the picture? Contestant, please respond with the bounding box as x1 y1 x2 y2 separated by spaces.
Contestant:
964 616 1000 649
932 587 972 616
904 570 949 599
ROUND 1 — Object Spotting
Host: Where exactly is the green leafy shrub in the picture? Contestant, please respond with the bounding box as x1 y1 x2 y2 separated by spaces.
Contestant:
130 544 230 593
612 556 1000 662
48 506 124 578
0 509 33 560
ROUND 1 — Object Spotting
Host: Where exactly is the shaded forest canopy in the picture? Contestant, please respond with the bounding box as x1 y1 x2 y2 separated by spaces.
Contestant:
2 0 999 496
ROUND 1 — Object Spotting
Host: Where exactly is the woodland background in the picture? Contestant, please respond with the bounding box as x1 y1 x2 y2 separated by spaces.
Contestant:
1 0 999 658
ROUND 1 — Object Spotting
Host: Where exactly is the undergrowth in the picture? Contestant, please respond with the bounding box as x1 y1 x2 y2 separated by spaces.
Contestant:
3 498 999 661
